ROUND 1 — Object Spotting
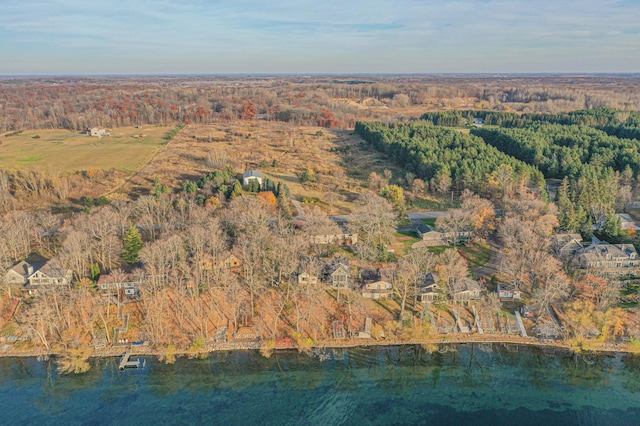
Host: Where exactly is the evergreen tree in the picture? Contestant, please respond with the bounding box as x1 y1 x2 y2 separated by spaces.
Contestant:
90 263 101 283
556 177 575 230
277 190 292 219
602 213 622 238
182 181 198 193
300 168 316 183
261 177 276 193
123 223 144 264
281 183 291 197
247 179 260 192
230 180 243 199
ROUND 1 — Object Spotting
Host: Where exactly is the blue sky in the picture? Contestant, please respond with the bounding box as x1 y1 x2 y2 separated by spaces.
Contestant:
1 0 639 74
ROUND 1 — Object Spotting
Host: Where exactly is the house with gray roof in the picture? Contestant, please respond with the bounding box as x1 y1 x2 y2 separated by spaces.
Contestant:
242 170 263 187
576 239 640 277
7 256 73 295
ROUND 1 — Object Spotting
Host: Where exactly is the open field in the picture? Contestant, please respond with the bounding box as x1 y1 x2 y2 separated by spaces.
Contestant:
0 119 451 212
0 126 172 173
122 121 408 212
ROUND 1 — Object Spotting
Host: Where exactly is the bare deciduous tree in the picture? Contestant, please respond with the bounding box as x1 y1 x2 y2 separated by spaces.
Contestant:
348 191 397 260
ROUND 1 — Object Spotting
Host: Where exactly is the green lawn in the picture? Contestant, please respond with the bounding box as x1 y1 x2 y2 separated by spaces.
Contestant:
408 198 460 210
420 218 436 227
427 240 491 269
393 231 421 255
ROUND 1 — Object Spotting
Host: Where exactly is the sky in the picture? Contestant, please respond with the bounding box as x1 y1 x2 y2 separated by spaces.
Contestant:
1 0 639 75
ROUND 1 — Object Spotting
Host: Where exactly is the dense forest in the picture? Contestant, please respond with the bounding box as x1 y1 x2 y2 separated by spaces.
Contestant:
415 109 640 233
421 108 640 140
354 121 545 196
472 125 640 179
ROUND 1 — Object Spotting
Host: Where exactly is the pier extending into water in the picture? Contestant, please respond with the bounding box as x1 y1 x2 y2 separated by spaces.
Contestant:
119 352 145 370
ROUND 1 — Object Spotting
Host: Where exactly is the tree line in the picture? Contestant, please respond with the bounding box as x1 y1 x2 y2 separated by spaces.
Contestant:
472 124 640 179
2 76 640 134
354 121 545 196
421 108 640 140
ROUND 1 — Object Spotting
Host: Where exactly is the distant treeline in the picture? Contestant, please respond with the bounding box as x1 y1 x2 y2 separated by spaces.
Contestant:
2 76 640 134
354 121 544 194
420 108 640 140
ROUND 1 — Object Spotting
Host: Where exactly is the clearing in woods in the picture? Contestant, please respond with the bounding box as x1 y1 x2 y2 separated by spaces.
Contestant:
123 121 406 213
0 126 172 173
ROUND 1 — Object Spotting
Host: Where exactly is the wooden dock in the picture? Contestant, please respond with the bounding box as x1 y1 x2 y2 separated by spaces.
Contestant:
119 352 144 370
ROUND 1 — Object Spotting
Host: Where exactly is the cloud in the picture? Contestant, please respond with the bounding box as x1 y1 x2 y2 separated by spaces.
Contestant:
0 0 639 73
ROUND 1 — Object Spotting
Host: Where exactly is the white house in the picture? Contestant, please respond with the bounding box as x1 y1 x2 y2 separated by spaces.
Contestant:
5 260 41 285
497 284 522 300
242 170 263 187
415 223 472 247
88 127 110 137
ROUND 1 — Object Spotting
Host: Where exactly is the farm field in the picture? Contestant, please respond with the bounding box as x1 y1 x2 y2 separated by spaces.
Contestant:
0 126 172 173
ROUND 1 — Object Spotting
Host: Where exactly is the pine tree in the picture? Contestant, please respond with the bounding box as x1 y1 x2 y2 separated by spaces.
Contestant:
123 223 144 264
247 179 260 192
277 190 292 219
261 177 275 193
281 183 291 197
602 213 622 238
90 263 101 283
231 180 243 199
556 177 575 230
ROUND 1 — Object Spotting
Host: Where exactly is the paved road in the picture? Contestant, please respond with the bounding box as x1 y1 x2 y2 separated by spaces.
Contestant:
407 211 453 220
330 210 453 224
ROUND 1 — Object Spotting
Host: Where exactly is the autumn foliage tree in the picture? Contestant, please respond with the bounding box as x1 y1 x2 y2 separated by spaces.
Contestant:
573 274 620 312
243 100 257 120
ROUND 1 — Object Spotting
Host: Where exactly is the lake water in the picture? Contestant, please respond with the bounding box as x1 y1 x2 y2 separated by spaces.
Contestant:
1 344 640 425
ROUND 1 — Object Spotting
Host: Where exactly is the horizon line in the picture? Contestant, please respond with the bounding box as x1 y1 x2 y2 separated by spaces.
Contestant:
1 72 639 79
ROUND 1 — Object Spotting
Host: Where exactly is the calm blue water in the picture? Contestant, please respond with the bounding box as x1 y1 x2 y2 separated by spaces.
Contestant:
1 344 639 425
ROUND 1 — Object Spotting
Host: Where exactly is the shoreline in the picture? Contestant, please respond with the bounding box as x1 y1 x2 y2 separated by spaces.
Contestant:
2 333 637 361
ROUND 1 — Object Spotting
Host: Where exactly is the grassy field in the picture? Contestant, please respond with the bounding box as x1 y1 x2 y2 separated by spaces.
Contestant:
392 230 421 255
428 240 491 269
0 126 172 173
